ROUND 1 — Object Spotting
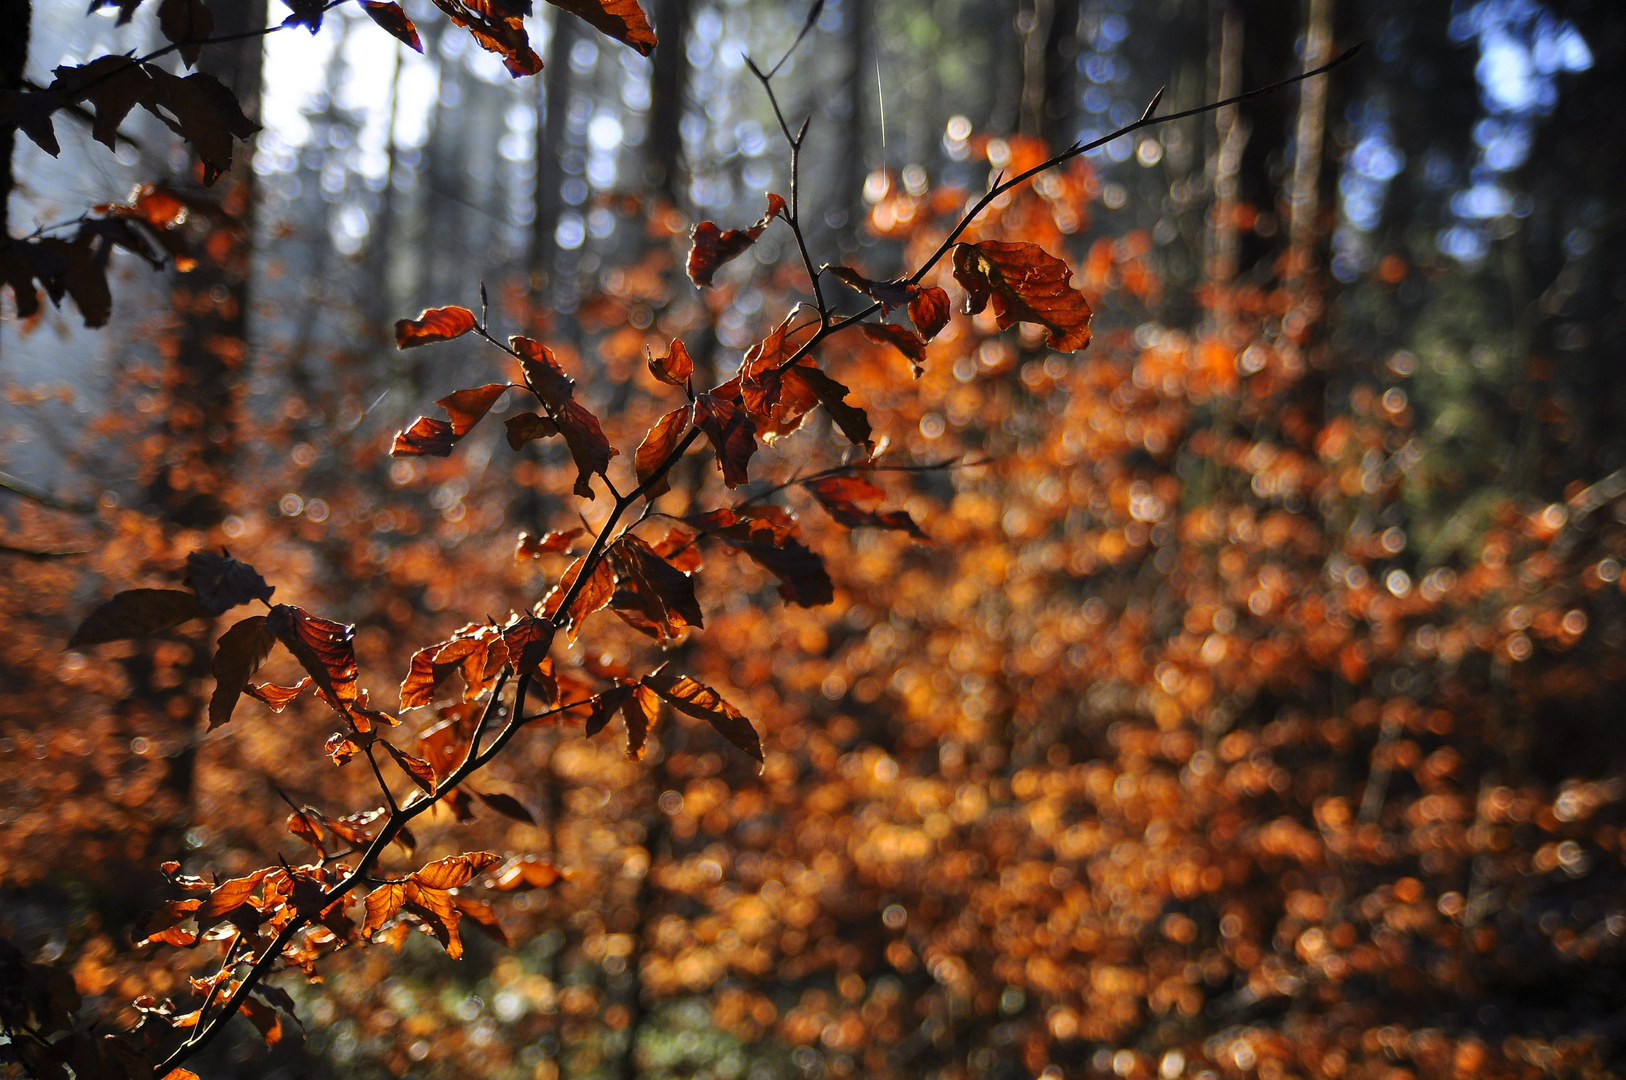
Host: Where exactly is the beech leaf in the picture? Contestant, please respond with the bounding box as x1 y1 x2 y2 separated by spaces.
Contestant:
69 589 206 648
394 305 475 348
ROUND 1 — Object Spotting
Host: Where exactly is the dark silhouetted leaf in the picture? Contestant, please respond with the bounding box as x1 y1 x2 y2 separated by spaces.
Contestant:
512 336 616 497
266 605 358 716
69 589 206 647
787 365 872 448
0 89 62 156
686 193 787 287
693 393 757 488
145 67 260 183
185 549 274 615
828 266 914 309
394 305 475 348
635 404 690 498
280 0 325 31
49 56 152 151
360 0 423 50
208 615 273 730
474 789 535 824
805 475 929 541
546 0 657 55
689 509 833 607
862 322 928 377
585 684 633 737
158 0 215 66
647 339 692 386
951 240 1093 351
643 670 761 762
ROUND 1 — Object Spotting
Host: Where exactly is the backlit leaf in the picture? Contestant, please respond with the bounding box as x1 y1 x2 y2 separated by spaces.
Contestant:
485 856 565 891
266 605 358 716
361 883 405 936
786 365 872 448
359 0 423 50
546 0 657 55
246 677 310 712
412 852 503 890
908 284 951 340
539 554 616 640
686 193 787 287
951 240 1093 351
382 740 437 793
861 322 928 377
737 317 819 442
394 305 475 348
453 897 509 945
635 404 691 498
693 393 757 488
69 589 206 648
647 339 692 386
608 534 703 641
805 476 929 542
643 671 762 763
512 336 616 498
428 0 542 76
516 528 584 561
505 411 559 449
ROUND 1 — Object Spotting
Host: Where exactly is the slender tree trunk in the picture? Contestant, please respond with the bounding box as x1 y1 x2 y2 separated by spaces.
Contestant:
1206 2 1245 334
839 0 872 251
1018 0 1053 139
645 0 691 204
1286 0 1332 288
1039 0 1081 149
531 12 578 317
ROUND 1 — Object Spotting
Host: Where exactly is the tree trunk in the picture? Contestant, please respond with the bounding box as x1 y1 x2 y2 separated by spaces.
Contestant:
139 0 267 858
1286 0 1332 289
645 0 691 204
530 12 579 316
1205 2 1245 333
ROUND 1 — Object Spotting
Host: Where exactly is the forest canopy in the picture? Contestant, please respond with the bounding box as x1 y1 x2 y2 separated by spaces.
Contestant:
3 1 1626 1080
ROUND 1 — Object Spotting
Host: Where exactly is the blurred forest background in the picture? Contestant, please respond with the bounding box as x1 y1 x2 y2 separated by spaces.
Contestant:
4 0 1626 1079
